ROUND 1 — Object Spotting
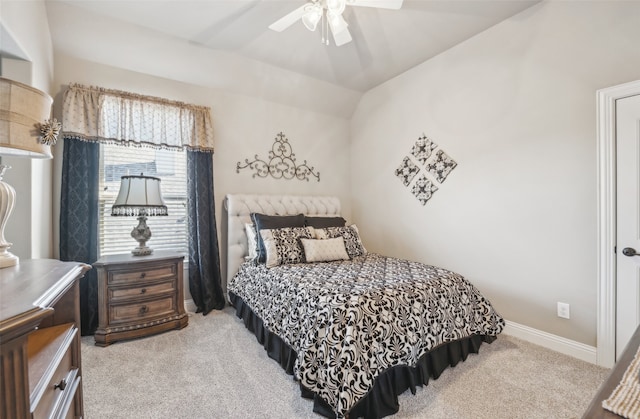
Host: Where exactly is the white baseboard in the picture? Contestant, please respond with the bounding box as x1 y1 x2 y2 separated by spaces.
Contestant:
503 320 597 365
184 298 197 313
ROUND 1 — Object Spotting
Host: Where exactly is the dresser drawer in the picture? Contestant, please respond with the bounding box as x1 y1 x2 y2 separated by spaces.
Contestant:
32 348 74 418
108 263 177 285
109 297 176 324
49 369 80 419
109 280 176 302
33 369 80 419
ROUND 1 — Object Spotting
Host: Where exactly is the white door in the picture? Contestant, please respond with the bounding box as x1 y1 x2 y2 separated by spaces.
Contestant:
616 94 640 359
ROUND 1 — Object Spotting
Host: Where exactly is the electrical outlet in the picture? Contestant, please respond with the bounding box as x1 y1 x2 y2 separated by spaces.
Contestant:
557 302 570 319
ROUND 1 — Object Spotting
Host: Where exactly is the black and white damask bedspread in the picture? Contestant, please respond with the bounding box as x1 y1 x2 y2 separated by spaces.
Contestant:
228 253 505 418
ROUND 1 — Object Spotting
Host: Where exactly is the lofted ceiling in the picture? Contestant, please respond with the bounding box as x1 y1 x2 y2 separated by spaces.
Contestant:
47 0 539 93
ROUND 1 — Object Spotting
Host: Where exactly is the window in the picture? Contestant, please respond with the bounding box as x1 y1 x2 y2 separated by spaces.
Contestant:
98 143 188 257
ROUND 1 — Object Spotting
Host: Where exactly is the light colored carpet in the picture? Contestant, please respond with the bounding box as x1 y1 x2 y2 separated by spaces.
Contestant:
81 308 608 419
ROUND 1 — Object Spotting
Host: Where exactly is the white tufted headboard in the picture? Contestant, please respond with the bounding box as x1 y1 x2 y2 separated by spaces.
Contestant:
223 194 341 295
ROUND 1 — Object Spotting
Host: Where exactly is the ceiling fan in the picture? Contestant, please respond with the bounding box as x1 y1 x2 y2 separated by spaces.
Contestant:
269 0 403 47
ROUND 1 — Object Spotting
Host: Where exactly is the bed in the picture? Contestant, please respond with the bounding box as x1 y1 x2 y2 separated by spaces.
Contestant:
225 194 504 419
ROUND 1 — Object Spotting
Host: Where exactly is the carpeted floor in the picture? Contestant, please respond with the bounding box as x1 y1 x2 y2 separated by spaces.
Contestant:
81 308 608 419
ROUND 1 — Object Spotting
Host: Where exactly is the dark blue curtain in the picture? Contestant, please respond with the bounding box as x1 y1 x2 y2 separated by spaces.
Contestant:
187 150 225 314
59 137 100 335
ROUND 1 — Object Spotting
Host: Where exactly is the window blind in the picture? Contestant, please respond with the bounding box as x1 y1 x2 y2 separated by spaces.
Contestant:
98 143 188 257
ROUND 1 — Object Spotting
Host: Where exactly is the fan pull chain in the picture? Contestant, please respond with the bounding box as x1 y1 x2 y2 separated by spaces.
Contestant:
320 10 326 45
325 12 329 45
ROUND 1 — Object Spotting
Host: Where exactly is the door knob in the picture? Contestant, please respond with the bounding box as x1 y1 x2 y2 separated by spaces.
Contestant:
622 247 639 257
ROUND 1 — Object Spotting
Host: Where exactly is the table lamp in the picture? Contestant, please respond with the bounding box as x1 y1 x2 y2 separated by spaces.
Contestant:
0 77 57 268
111 174 168 256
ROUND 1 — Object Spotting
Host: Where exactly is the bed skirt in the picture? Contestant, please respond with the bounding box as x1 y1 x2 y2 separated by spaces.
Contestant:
229 291 496 419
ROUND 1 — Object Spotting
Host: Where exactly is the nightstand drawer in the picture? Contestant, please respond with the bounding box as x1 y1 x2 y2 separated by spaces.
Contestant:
109 297 176 324
108 263 177 285
109 280 176 301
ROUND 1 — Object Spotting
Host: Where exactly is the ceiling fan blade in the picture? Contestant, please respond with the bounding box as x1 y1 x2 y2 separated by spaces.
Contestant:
347 0 403 10
332 26 353 47
268 3 309 32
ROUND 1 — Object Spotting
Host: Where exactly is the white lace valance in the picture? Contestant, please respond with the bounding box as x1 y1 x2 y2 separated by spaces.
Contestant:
62 83 214 152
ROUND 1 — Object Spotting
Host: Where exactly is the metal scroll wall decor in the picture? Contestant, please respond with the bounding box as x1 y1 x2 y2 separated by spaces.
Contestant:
394 134 457 205
237 132 320 182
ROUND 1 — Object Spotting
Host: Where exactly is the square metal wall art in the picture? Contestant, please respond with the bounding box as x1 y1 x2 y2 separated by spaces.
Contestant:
426 150 457 184
394 133 457 206
411 175 438 206
394 156 420 186
410 134 437 165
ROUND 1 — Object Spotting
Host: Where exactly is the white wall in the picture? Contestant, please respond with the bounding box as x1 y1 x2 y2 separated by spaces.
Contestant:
350 1 640 347
51 54 352 293
0 0 54 260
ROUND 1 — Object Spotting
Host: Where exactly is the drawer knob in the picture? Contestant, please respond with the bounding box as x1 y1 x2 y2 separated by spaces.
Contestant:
140 288 147 294
140 272 146 278
139 305 148 315
54 379 67 391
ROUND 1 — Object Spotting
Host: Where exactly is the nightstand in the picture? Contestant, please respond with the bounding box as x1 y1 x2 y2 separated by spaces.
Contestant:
93 250 188 347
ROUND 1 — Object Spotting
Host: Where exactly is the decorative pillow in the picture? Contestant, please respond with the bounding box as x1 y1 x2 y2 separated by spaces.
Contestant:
260 227 314 268
244 223 258 260
315 224 367 258
251 213 305 263
304 216 347 228
301 237 349 263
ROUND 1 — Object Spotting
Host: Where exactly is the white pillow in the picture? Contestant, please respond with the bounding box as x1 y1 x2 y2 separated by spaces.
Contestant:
301 237 350 263
245 223 258 260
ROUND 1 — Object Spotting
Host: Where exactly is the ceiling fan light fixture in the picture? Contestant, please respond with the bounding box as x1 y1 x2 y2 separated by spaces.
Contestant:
326 0 346 14
327 11 348 35
302 4 322 31
268 0 403 47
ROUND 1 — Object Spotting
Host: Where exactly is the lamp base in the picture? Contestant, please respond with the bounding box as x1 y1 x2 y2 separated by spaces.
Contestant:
0 165 18 269
130 214 153 256
0 247 18 268
132 246 153 256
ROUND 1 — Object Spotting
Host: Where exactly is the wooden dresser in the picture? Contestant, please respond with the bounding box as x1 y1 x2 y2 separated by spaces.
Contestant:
0 259 90 419
93 251 188 347
583 324 640 418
